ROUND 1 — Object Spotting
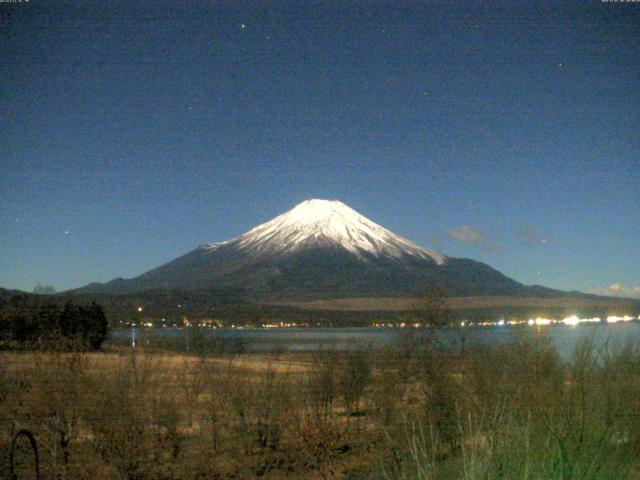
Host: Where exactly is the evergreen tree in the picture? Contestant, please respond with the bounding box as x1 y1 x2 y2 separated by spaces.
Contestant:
82 302 109 349
0 296 109 350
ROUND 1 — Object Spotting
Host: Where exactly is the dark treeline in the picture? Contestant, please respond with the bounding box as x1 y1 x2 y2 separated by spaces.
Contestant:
0 295 109 349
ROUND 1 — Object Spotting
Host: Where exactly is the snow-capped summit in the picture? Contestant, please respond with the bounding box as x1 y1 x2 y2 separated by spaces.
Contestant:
206 199 445 264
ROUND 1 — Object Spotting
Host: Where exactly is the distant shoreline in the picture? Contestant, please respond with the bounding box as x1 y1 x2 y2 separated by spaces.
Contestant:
268 295 640 311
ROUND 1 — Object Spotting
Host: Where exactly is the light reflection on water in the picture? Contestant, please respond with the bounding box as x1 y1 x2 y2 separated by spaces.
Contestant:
112 322 640 359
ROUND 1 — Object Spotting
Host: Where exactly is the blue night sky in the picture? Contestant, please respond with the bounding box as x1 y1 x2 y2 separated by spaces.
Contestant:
1 1 638 296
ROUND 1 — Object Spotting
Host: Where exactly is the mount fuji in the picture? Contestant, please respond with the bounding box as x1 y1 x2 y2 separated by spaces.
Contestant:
78 199 561 300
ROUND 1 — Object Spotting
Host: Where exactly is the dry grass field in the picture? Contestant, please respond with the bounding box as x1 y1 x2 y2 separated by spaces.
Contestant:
1 332 639 479
268 295 640 312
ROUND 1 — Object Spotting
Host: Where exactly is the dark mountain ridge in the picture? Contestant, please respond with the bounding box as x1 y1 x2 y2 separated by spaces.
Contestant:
74 199 576 301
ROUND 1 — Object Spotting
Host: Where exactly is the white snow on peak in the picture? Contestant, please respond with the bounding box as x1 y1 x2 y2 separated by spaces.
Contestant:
215 199 445 264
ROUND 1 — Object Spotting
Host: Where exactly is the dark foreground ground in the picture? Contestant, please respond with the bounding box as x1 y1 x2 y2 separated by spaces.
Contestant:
2 331 639 479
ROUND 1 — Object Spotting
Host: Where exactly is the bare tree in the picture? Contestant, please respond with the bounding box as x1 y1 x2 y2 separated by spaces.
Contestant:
338 347 372 431
412 284 451 328
309 348 337 420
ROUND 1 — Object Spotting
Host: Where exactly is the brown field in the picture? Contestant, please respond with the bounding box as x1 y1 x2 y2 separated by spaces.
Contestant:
2 335 639 479
268 295 640 311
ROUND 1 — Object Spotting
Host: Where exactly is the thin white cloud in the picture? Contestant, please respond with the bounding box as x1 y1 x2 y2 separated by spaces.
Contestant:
449 225 486 244
588 283 640 299
515 224 549 246
448 225 504 254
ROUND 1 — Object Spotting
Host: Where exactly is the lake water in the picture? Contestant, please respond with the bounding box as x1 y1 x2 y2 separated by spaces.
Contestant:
112 322 640 359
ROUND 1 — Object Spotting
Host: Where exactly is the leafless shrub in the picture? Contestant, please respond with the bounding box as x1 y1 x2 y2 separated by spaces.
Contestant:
178 356 205 428
85 352 158 479
338 347 372 431
370 349 407 428
199 360 227 452
298 417 342 479
149 393 181 477
381 416 439 480
308 348 338 420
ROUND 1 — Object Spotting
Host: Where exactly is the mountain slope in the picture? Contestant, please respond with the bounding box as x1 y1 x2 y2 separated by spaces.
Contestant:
77 199 563 300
